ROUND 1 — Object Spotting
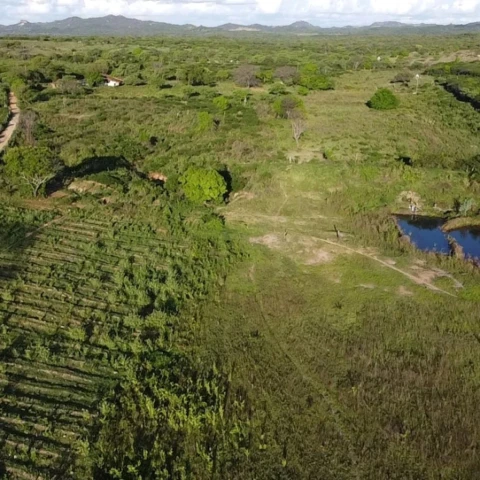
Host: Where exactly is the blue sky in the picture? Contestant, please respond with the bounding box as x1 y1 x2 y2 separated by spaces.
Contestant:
2 0 480 26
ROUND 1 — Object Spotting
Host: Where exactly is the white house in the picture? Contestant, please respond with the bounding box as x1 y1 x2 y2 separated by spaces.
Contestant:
103 75 124 87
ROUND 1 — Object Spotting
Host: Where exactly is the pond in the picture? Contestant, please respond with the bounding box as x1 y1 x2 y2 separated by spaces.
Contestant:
396 215 480 263
449 228 480 262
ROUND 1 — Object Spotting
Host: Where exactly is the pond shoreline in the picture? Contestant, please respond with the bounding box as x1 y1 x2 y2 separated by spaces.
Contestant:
442 217 480 232
394 214 480 266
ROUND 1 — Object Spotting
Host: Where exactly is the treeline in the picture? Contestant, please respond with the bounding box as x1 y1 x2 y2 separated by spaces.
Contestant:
0 34 448 102
1 54 337 98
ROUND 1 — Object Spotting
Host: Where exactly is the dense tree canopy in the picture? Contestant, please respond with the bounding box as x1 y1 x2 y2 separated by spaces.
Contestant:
3 146 61 196
180 167 227 203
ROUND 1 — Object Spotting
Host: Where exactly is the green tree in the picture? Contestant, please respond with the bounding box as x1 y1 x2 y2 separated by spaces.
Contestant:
197 111 214 132
56 75 82 94
232 89 251 105
299 63 334 91
269 83 288 95
21 69 46 87
213 96 230 118
124 74 144 86
257 69 274 84
3 146 61 197
177 64 212 86
180 167 227 203
85 71 104 87
367 88 400 110
273 95 304 119
216 69 230 82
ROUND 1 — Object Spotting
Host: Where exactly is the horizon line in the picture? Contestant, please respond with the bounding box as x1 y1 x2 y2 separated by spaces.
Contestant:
2 14 480 30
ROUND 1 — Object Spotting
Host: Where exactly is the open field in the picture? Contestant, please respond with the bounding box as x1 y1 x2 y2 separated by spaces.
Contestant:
1 33 480 479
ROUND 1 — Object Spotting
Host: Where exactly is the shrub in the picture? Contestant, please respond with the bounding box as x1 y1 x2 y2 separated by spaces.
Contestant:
269 83 288 95
367 88 400 110
391 72 413 85
297 86 309 96
273 95 304 118
180 167 227 203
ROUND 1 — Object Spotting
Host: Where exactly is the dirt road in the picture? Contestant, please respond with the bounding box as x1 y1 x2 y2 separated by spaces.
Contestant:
0 92 20 151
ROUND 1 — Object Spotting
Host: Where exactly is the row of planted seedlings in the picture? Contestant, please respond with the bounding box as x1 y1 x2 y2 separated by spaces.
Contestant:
0 211 171 476
0 198 243 477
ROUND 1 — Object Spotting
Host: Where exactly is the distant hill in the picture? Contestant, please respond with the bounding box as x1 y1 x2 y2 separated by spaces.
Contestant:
370 21 408 28
1 15 480 36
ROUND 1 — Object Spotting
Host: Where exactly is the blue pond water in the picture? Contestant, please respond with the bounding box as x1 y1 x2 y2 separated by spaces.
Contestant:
396 215 480 262
449 228 480 262
396 216 450 254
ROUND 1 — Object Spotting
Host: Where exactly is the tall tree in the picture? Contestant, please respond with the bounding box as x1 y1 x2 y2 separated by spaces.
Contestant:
291 114 307 146
233 65 260 88
274 66 299 86
3 146 61 197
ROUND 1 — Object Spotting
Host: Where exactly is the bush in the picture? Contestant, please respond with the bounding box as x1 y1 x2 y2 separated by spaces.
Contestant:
273 95 304 119
297 86 309 96
269 83 288 95
180 167 227 203
391 72 413 85
367 88 400 110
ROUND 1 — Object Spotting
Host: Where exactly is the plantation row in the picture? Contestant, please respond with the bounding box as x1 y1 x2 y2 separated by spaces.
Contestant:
0 203 243 478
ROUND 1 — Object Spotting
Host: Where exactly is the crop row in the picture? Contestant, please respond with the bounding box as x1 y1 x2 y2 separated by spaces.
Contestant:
0 214 179 477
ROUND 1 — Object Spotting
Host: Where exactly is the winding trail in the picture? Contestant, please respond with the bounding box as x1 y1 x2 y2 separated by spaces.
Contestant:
0 92 20 151
315 237 458 297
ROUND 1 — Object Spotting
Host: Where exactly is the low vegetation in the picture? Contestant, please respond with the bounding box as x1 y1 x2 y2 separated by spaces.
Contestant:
1 31 480 479
367 87 400 110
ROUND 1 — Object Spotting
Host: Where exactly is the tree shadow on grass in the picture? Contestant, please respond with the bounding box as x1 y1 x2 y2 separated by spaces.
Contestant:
0 217 45 280
46 156 135 194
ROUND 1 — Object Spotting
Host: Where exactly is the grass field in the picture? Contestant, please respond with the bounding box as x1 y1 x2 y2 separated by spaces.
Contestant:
196 160 480 478
190 70 480 478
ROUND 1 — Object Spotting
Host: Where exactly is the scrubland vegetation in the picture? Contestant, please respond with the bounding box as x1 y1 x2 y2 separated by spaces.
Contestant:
1 32 480 479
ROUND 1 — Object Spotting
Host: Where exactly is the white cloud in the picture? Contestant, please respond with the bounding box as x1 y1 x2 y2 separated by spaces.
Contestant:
256 0 283 14
2 0 480 26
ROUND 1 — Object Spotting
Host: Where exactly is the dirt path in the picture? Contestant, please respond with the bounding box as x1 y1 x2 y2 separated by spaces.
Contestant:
314 237 458 297
0 92 20 151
